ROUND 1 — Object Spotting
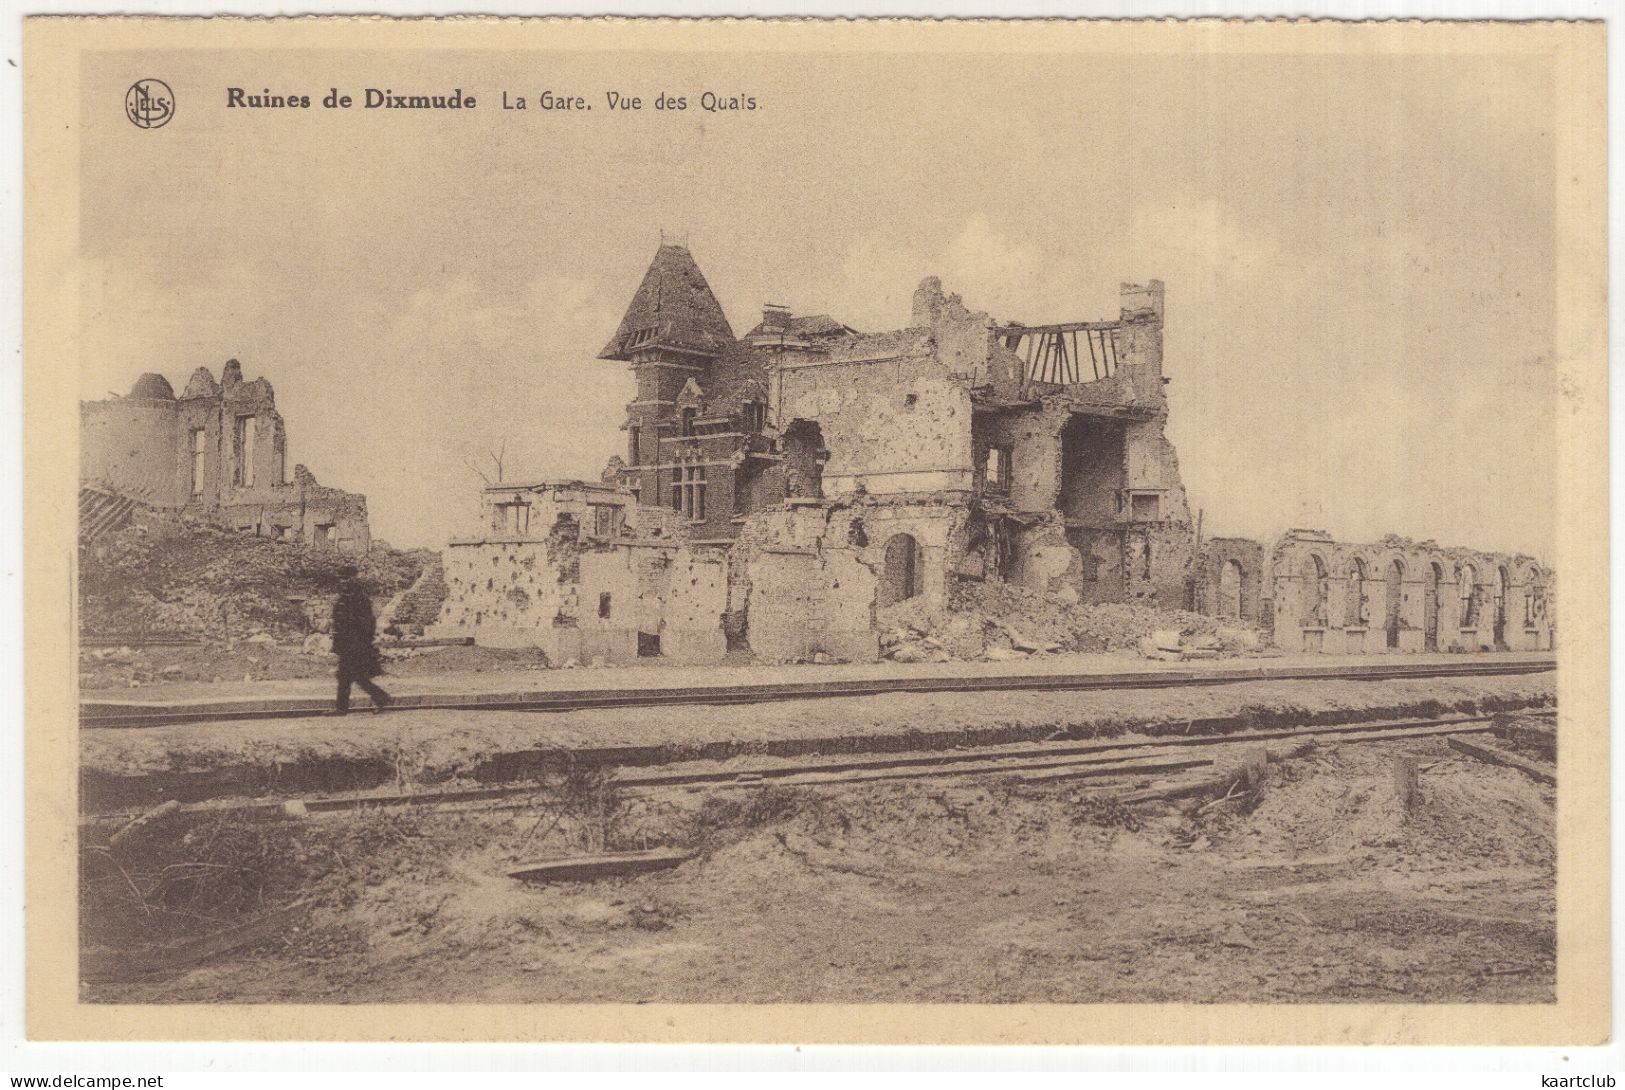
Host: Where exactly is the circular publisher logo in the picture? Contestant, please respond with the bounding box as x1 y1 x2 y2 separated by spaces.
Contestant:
125 79 175 129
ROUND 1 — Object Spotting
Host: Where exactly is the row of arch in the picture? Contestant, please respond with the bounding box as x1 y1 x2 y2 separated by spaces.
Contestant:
1286 545 1551 651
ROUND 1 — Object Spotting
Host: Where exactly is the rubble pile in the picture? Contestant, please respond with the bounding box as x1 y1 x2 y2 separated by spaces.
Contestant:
78 514 432 644
876 579 1265 664
383 558 449 636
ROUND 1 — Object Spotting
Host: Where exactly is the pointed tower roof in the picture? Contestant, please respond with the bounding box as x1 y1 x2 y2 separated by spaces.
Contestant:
599 243 736 361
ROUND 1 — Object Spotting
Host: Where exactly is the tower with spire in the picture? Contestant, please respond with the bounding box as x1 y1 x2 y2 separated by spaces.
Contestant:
600 241 766 539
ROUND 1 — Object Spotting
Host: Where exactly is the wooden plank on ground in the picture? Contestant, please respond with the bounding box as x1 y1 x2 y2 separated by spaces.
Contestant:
1016 755 1212 784
508 847 695 884
1447 736 1556 785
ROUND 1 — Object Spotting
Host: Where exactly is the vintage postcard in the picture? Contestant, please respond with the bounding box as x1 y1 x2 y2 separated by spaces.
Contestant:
23 16 1608 1044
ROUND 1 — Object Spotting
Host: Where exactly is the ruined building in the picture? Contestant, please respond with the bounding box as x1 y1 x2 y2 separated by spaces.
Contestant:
80 359 370 550
432 242 1554 662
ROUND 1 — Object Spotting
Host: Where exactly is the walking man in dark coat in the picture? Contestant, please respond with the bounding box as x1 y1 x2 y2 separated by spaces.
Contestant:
331 563 392 715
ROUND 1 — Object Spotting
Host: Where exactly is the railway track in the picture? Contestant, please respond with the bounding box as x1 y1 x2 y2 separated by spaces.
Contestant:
85 708 1556 824
80 656 1557 729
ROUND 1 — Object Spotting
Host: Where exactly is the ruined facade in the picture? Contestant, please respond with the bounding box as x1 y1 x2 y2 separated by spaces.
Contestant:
434 243 1198 661
432 242 1553 662
81 360 370 551
434 479 729 663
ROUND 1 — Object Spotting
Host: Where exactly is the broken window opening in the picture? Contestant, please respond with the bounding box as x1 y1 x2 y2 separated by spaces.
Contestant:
1301 553 1329 627
637 631 662 657
981 446 1013 495
1344 558 1369 627
782 419 825 500
742 401 767 433
190 427 207 496
232 414 256 487
493 501 531 536
1384 558 1405 648
592 504 619 539
628 426 641 465
1129 492 1161 522
681 407 697 437
1082 552 1102 583
1218 559 1243 620
598 592 612 619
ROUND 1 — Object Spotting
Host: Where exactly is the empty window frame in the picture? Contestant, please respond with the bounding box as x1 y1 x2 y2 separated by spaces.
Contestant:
232 415 257 487
190 428 207 495
982 445 1013 494
1128 491 1161 522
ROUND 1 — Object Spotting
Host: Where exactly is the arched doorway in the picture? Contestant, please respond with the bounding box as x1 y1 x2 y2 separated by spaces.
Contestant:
1423 562 1442 651
879 533 923 607
1384 558 1405 649
1218 559 1243 621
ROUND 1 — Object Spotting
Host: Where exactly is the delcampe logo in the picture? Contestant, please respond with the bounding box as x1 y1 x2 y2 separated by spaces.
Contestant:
124 78 174 129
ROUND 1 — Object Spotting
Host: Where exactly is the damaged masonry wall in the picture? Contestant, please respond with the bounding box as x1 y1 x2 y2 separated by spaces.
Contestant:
429 244 1553 662
1257 531 1556 654
80 360 370 551
430 480 729 665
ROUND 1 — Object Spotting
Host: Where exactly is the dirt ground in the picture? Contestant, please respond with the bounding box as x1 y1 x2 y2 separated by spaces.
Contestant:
79 642 552 692
81 673 1555 791
82 728 1555 1005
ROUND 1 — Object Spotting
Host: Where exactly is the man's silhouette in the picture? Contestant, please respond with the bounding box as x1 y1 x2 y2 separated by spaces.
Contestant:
330 563 392 715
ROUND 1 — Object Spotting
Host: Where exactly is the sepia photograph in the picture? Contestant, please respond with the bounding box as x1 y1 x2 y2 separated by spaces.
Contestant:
21 15 1608 1045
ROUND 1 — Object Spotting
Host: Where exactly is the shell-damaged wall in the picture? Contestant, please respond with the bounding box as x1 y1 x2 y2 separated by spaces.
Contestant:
1187 529 1557 654
775 332 975 498
434 261 1555 663
80 360 370 551
963 280 1197 609
1261 531 1556 655
732 496 969 662
432 497 730 665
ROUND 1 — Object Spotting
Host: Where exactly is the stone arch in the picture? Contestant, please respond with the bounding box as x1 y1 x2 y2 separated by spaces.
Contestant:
1384 556 1406 649
1218 559 1244 621
879 533 924 608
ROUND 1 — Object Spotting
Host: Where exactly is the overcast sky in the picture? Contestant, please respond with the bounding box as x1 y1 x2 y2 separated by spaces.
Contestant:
78 45 1557 556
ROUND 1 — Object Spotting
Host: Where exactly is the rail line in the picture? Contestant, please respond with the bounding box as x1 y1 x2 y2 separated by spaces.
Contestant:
81 656 1556 729
85 708 1556 824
